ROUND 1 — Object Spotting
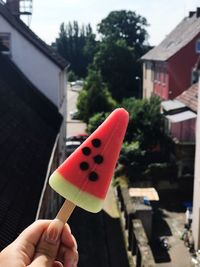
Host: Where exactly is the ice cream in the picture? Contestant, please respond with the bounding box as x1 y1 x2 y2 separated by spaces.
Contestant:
49 108 129 213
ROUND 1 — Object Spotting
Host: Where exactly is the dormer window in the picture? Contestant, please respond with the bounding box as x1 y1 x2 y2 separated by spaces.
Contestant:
0 33 11 55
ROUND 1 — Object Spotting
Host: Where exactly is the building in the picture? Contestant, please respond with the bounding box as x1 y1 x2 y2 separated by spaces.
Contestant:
0 0 69 162
0 0 69 249
141 8 200 100
192 76 200 250
161 83 198 178
0 53 63 249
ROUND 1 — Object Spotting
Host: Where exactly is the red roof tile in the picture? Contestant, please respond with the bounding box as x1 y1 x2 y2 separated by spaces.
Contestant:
176 83 198 112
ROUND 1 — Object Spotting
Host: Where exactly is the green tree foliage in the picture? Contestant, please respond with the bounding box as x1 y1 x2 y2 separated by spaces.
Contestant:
87 112 109 134
98 10 149 56
93 40 140 101
91 10 149 101
121 95 163 149
55 21 97 77
77 70 116 122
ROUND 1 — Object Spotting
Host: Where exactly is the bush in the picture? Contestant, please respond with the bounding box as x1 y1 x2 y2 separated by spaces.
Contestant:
119 141 145 166
117 141 173 183
87 112 109 134
121 95 163 150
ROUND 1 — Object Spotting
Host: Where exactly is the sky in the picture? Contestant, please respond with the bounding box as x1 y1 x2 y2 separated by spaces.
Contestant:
29 0 200 46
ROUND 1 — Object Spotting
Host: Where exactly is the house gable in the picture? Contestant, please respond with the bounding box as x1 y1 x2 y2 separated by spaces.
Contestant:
0 3 68 69
0 3 68 107
142 9 200 61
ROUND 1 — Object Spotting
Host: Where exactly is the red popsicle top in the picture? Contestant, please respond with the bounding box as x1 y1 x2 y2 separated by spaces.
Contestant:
57 108 129 199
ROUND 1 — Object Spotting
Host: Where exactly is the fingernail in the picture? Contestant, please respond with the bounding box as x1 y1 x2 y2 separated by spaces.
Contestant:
45 226 59 244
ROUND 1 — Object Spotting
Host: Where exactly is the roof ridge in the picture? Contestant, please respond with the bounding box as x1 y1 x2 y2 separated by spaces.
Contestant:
142 13 200 61
0 3 69 69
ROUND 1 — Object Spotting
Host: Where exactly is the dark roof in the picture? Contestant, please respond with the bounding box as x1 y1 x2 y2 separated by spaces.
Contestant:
176 83 198 112
142 11 200 61
0 54 62 249
0 3 69 69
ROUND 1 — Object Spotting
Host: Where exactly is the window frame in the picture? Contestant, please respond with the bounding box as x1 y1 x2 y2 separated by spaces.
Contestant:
195 39 200 54
0 32 11 55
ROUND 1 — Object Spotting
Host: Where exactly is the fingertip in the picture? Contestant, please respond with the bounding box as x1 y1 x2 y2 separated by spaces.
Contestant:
61 225 76 249
64 247 79 267
53 261 64 267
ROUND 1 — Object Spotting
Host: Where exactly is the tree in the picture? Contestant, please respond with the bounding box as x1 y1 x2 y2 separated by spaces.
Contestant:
88 10 150 101
92 40 140 101
121 95 163 149
87 112 109 134
98 10 149 56
77 70 116 122
54 21 97 77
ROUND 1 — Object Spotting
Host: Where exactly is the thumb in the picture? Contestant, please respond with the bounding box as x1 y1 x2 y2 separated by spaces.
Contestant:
30 219 64 267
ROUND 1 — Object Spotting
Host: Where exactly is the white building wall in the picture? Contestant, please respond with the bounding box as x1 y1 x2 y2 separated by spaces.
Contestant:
0 16 62 108
0 15 67 162
192 80 200 250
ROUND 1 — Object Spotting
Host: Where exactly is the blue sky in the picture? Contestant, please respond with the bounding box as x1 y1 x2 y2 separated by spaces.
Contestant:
29 0 200 45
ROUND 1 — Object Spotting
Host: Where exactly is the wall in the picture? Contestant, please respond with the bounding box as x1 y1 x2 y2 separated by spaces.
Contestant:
0 16 62 108
168 33 200 99
142 61 154 98
170 118 196 142
0 15 67 162
153 62 169 100
192 81 200 250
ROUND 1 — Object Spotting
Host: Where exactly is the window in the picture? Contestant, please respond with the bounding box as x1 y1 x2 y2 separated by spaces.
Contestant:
196 39 200 54
0 33 11 55
151 63 154 82
163 71 166 84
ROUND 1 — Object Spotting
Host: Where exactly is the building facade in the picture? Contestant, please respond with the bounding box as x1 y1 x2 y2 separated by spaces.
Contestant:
142 8 200 101
0 1 69 162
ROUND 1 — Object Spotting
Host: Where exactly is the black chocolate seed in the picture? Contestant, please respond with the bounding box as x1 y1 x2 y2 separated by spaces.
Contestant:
93 155 104 164
89 171 98 181
80 162 89 170
82 147 91 156
92 138 101 147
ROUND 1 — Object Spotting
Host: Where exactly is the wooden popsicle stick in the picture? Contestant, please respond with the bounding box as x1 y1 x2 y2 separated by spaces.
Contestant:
56 199 76 223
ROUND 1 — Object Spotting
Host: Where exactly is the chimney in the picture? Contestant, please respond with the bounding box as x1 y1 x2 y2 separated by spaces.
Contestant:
6 0 20 18
197 7 200 18
189 11 196 18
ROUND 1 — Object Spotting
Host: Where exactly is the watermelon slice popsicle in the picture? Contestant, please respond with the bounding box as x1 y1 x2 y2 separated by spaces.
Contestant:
49 108 129 222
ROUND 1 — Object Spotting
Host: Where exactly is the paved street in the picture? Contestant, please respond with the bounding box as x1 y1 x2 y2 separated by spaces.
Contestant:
66 85 86 136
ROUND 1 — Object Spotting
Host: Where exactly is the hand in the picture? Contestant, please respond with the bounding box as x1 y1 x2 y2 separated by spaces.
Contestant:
0 219 78 267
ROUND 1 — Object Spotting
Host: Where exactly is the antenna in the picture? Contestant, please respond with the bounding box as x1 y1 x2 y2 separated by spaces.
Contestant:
19 0 32 26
